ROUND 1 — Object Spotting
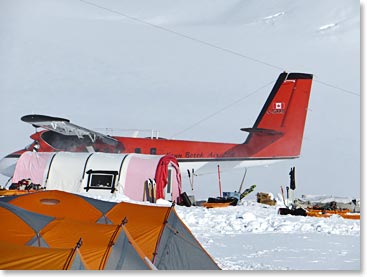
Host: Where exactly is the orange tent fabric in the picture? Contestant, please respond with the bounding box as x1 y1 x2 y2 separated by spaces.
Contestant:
0 205 41 245
0 201 152 270
0 201 54 246
39 218 151 269
106 201 171 261
40 218 123 269
1 190 115 222
0 190 220 270
0 240 82 270
1 191 170 264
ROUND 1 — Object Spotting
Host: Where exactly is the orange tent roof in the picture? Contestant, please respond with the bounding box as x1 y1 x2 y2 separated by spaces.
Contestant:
1 190 115 222
0 205 41 245
1 190 171 260
0 201 54 246
40 218 151 269
106 201 171 261
0 190 220 270
0 240 82 270
0 201 152 270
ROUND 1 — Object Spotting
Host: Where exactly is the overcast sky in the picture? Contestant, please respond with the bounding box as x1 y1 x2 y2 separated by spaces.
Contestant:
0 0 361 199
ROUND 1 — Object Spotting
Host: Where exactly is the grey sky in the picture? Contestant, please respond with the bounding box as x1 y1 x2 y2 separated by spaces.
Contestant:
0 0 360 199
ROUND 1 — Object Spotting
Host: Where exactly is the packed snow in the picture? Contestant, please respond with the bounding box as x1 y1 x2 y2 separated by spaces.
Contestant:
77 192 360 270
175 196 360 270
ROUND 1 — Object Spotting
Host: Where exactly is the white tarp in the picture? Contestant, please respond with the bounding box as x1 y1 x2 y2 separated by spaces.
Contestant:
46 152 91 192
12 151 181 202
81 152 128 199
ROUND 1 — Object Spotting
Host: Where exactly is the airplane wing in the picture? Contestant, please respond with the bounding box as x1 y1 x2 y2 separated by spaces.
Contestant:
240 128 283 135
21 114 120 146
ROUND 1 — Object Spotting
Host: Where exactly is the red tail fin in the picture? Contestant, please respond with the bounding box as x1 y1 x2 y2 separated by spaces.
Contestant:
242 72 313 158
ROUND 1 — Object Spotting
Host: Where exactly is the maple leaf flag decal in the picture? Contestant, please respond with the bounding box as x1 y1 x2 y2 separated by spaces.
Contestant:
275 102 285 109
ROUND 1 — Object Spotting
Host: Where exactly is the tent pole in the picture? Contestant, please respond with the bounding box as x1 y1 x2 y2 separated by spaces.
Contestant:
63 238 82 270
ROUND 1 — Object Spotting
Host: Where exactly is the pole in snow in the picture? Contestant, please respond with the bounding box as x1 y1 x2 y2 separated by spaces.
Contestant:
280 185 287 207
187 168 195 192
238 168 247 193
217 165 222 197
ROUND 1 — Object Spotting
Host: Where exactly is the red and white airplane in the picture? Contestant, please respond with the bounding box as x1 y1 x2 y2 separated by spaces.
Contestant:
0 72 313 177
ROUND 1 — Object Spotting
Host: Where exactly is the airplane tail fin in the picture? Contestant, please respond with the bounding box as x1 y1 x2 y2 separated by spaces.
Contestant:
242 72 313 158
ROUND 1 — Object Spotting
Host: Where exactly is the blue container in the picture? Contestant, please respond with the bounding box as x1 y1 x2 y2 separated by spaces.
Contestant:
223 191 240 201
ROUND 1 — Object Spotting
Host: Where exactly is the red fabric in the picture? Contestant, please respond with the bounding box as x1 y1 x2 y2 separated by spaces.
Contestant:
154 155 182 200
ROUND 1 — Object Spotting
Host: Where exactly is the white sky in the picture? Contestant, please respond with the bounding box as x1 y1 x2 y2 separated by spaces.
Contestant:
0 0 362 200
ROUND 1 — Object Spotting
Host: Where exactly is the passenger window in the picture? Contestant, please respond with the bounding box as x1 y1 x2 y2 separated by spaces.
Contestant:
150 148 157 155
135 148 141 153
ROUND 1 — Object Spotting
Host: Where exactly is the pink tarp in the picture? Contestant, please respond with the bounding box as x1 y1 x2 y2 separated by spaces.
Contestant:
123 155 160 201
122 154 181 202
12 152 55 185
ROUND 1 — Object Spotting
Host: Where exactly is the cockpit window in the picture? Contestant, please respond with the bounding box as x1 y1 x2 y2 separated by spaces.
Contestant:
41 131 93 151
40 131 124 153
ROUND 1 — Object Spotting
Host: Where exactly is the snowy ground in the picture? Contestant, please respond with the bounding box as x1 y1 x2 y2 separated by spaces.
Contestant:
175 198 360 270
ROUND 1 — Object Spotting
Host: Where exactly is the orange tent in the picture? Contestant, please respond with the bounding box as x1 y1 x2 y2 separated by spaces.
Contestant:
0 201 54 246
1 190 220 270
0 190 116 222
0 240 83 270
0 201 153 270
306 208 360 220
39 218 152 270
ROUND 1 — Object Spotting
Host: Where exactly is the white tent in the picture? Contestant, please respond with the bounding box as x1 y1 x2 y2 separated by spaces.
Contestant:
12 151 182 203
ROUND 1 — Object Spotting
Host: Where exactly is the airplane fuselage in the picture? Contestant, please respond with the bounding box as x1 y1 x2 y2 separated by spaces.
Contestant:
0 72 313 178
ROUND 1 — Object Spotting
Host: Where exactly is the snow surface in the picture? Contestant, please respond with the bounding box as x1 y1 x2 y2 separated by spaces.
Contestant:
118 194 360 270
44 191 362 271
175 198 360 270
